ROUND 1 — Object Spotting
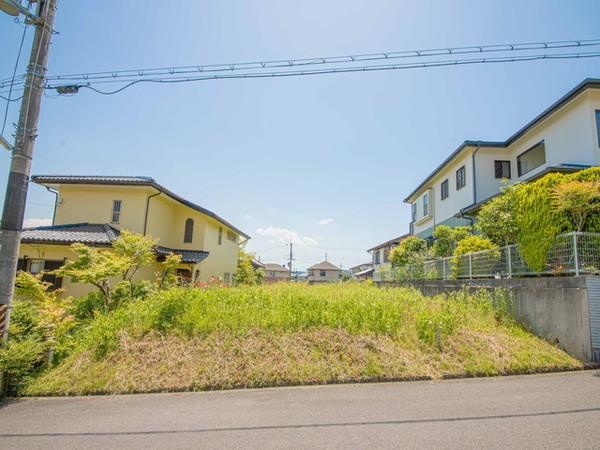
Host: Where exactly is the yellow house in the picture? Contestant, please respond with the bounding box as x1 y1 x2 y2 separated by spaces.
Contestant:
18 175 249 297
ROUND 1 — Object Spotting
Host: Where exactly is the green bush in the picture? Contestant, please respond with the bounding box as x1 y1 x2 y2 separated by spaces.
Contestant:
0 338 46 383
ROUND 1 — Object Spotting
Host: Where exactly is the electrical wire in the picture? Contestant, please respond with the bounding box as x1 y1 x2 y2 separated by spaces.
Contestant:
2 37 598 88
1 22 28 138
2 37 600 93
48 50 600 96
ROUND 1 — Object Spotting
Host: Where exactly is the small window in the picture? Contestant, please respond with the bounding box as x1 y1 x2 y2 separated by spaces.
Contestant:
111 200 122 223
227 231 237 242
28 260 45 275
383 249 390 263
494 160 511 179
218 227 223 245
411 203 416 222
320 270 326 277
456 166 466 190
184 218 194 243
441 179 449 200
518 141 546 176
595 110 600 147
374 251 381 265
423 192 429 217
223 272 231 283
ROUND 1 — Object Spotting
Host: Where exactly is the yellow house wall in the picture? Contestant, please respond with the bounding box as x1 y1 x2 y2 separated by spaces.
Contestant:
34 183 244 288
54 185 152 233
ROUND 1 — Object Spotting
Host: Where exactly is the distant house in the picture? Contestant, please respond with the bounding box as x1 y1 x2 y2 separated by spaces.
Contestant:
349 262 373 280
368 234 409 271
307 261 342 283
18 175 249 297
263 263 290 282
405 78 600 239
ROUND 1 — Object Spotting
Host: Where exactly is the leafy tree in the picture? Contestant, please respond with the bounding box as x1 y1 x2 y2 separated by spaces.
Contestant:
233 250 263 285
53 243 130 312
14 272 75 363
453 235 499 257
388 236 429 269
551 180 600 232
476 186 519 246
156 253 182 290
111 230 157 282
431 225 472 257
451 235 500 278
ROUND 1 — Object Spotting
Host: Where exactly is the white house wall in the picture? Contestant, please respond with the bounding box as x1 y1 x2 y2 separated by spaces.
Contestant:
412 151 474 237
409 86 600 239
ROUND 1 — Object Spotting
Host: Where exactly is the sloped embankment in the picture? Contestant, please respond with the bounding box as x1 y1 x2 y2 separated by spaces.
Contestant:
25 284 581 395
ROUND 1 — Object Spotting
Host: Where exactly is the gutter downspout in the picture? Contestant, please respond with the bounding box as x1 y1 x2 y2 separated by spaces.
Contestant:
143 190 161 236
45 186 58 226
471 141 481 205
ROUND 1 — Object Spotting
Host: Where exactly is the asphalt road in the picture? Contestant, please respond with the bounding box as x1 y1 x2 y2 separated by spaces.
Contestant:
1 371 599 449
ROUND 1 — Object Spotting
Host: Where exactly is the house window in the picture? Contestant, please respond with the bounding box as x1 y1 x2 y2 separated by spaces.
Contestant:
411 203 416 222
456 166 466 190
383 248 390 263
111 200 122 223
223 272 231 283
518 141 546 176
227 231 237 243
184 218 194 243
441 179 449 200
320 270 326 277
595 110 600 147
374 250 381 265
423 192 429 217
218 227 223 245
28 259 45 275
494 160 511 179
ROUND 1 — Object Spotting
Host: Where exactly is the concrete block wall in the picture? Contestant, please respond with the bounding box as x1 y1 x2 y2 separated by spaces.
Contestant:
380 277 598 363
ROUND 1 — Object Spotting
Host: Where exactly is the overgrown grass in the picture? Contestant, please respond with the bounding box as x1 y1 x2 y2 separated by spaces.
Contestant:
24 283 581 395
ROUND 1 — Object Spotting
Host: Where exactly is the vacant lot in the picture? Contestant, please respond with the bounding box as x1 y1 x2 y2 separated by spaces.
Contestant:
25 283 580 395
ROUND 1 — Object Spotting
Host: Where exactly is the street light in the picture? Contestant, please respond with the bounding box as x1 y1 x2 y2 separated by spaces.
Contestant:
0 0 39 20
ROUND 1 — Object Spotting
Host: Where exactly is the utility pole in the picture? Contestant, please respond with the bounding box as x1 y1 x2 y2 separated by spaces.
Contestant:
0 0 57 343
288 242 293 279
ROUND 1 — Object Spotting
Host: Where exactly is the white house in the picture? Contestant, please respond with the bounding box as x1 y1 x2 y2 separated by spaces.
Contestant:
405 78 600 239
367 234 409 270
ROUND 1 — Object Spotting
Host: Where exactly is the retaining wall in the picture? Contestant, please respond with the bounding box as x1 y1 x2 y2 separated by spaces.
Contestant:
380 277 598 362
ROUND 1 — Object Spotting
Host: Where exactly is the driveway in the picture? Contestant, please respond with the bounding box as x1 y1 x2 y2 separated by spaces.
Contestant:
1 371 599 449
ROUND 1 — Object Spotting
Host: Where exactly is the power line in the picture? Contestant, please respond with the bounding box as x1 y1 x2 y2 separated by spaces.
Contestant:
1 22 28 138
2 37 598 88
2 37 599 95
47 51 600 96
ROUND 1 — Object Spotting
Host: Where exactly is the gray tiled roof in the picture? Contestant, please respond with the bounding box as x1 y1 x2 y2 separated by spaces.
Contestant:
21 223 209 264
155 246 209 264
31 175 250 239
21 223 119 245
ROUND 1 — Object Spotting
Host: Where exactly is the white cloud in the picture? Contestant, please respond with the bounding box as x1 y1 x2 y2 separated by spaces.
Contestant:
23 218 52 228
317 218 334 226
256 226 318 247
244 214 252 220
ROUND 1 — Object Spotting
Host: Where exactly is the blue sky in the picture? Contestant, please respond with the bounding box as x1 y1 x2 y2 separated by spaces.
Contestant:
1 0 599 270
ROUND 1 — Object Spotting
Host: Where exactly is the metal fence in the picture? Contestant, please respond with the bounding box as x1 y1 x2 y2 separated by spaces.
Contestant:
374 232 600 281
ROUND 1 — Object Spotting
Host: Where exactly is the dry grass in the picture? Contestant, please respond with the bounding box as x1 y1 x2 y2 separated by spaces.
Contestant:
26 327 580 396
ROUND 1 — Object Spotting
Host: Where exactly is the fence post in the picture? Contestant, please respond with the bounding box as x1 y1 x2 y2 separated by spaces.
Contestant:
468 254 473 279
507 245 512 277
573 232 580 277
